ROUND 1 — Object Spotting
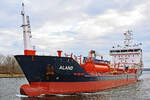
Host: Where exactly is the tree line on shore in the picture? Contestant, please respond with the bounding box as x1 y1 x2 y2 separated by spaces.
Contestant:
0 54 23 74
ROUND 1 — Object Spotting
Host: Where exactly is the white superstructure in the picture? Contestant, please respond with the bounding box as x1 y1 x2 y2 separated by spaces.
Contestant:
110 31 143 68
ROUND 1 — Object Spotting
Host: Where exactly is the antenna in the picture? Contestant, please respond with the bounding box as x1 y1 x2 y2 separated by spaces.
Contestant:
21 3 25 16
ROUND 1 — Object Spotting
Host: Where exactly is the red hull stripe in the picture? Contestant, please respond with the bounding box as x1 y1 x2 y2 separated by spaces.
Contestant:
21 78 137 96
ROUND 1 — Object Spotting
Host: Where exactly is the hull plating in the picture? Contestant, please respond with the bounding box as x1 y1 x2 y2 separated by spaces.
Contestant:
20 78 137 96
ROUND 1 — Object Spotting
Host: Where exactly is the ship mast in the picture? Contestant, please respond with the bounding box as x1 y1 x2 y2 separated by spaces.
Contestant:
123 30 133 47
21 3 36 55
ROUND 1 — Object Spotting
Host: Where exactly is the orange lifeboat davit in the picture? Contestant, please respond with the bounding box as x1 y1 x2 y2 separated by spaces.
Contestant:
81 50 110 73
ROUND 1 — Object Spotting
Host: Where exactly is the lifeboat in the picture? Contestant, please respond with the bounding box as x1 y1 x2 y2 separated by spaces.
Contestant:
82 62 110 73
94 64 110 72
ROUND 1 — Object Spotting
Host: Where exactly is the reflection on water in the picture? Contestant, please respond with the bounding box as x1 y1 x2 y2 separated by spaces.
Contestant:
20 94 110 100
0 71 150 100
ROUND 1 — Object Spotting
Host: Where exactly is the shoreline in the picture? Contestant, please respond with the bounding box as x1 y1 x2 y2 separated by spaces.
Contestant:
0 74 25 78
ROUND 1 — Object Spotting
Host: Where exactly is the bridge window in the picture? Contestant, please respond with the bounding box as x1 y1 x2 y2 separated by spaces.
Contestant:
121 50 127 52
134 49 141 52
128 49 133 52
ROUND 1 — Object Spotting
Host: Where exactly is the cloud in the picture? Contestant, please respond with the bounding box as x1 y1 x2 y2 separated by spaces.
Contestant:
0 29 23 55
30 2 146 53
0 0 150 67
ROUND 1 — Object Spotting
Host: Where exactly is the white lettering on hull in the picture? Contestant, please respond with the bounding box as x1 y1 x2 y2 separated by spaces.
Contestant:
59 66 73 70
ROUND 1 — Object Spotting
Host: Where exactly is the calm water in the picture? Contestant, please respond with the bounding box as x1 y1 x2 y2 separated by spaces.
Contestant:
0 72 150 100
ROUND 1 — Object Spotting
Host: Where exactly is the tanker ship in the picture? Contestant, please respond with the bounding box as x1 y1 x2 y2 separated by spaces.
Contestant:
15 3 143 96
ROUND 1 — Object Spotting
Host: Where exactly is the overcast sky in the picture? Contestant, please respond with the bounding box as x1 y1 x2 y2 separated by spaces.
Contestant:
0 0 150 67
